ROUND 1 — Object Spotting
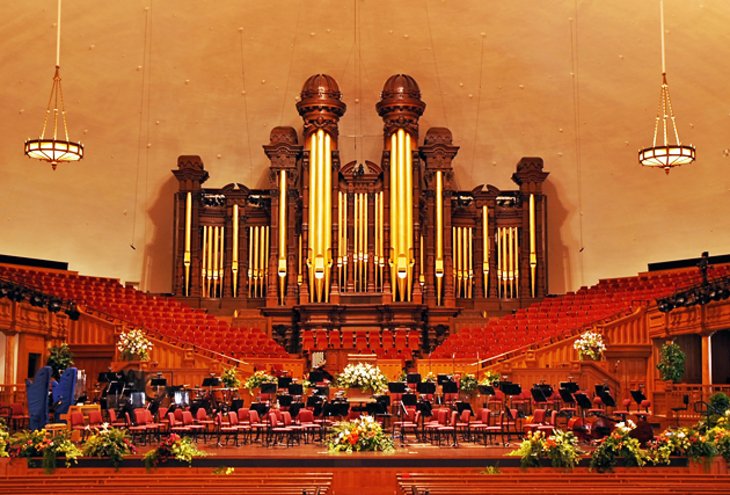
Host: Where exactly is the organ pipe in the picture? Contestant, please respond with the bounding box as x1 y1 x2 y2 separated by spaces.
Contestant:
529 193 537 298
482 205 489 297
435 171 444 305
390 128 413 301
232 204 239 298
308 129 332 303
183 192 192 296
278 171 287 303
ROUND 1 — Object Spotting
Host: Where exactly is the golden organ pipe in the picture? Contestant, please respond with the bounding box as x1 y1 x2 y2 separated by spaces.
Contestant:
279 171 287 279
405 131 413 299
212 226 219 296
389 132 397 292
219 226 225 297
435 171 443 279
183 192 192 296
514 226 520 299
248 226 253 297
324 133 331 301
253 226 259 297
468 227 473 299
482 205 489 297
207 226 213 297
364 193 368 289
201 225 208 297
232 204 239 298
264 226 269 297
529 194 537 298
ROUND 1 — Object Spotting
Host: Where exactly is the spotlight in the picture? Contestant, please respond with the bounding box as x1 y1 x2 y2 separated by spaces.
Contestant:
65 304 80 321
29 293 47 307
658 299 674 313
47 299 62 313
8 289 25 302
0 283 9 298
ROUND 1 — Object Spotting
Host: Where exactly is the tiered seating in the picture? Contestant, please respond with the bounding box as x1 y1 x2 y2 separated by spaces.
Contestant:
299 327 421 360
397 472 730 495
0 265 288 359
434 264 730 360
0 472 333 495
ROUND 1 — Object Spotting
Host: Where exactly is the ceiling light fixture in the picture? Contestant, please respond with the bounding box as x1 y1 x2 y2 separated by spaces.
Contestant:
638 0 694 174
24 0 84 170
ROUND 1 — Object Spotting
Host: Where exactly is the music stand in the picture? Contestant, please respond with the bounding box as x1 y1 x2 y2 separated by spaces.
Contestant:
277 377 292 390
437 374 450 385
443 381 458 394
314 386 329 397
260 383 277 395
406 373 421 384
417 382 436 395
531 385 550 404
277 394 293 408
287 383 304 396
598 390 617 408
401 393 417 406
388 382 407 394
308 370 324 383
574 392 593 413
202 377 220 387
560 381 579 394
630 390 647 407
455 401 473 414
477 384 495 396
500 382 522 396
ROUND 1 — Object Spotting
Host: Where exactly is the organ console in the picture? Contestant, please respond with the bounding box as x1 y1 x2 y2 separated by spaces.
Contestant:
171 74 549 351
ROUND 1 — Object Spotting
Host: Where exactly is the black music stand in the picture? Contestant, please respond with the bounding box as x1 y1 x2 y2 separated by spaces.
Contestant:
388 382 407 394
437 374 450 385
308 370 324 384
260 382 277 395
560 381 579 394
277 394 293 408
630 389 647 408
598 390 617 409
417 382 436 395
531 385 550 404
277 376 293 390
443 380 458 395
401 393 418 407
406 373 421 384
574 392 593 416
314 386 329 397
287 383 304 396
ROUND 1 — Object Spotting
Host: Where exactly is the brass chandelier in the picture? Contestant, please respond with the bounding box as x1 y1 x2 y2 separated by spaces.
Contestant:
638 0 695 174
24 0 84 169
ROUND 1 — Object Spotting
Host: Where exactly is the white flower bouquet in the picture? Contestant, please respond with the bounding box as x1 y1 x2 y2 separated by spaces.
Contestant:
335 363 388 394
117 328 153 361
573 329 606 361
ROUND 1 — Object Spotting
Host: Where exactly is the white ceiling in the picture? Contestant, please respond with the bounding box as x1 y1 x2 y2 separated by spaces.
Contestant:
1 0 728 295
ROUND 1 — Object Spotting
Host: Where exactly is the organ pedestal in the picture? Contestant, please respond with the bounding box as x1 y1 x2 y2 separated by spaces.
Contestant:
171 74 549 353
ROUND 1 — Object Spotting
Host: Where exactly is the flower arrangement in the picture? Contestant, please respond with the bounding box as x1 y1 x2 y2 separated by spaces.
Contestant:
9 429 82 473
508 430 583 469
0 420 9 458
82 424 136 469
116 328 153 361
479 370 501 386
328 415 394 453
422 372 437 383
459 374 478 395
335 363 388 394
590 420 649 472
243 370 276 391
573 330 606 361
648 428 691 465
221 366 242 389
143 433 207 470
709 424 730 463
656 341 686 383
684 428 717 462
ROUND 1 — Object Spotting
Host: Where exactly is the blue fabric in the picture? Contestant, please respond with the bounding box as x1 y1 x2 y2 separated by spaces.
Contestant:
27 366 51 430
52 367 78 422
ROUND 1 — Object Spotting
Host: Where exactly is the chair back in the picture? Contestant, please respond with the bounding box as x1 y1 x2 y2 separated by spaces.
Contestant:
282 411 293 426
174 408 184 421
69 411 85 427
134 408 148 425
459 409 471 424
532 408 546 423
158 407 169 422
182 410 195 425
480 408 492 425
448 410 458 427
237 407 250 423
268 411 279 427
169 412 179 427
227 411 239 426
87 410 103 426
249 409 261 424
298 408 314 424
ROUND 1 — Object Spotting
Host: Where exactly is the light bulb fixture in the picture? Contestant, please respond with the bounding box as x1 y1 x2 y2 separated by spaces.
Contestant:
24 0 84 170
638 0 694 174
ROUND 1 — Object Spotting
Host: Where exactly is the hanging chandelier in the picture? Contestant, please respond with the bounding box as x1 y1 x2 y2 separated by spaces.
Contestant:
24 0 84 170
638 0 694 174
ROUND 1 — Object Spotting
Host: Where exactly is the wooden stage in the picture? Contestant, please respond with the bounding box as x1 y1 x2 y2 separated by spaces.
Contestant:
1 440 706 495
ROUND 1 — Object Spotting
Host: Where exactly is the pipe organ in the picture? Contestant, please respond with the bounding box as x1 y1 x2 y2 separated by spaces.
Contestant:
172 74 549 344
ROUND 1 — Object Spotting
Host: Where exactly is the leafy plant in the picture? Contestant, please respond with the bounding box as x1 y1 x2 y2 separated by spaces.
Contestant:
479 370 501 386
9 429 81 473
507 430 583 469
656 341 685 383
335 363 388 394
0 420 9 458
573 330 606 361
590 420 649 472
46 343 74 379
647 428 691 465
709 392 730 416
459 374 478 395
82 424 136 469
328 415 394 453
243 370 276 391
143 434 207 470
221 366 242 388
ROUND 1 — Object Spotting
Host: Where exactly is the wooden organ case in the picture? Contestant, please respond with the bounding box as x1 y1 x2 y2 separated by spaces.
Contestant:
172 74 549 354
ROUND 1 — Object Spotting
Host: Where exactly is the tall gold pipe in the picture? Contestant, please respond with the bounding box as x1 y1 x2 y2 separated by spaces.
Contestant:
264 225 269 297
529 194 537 298
308 134 316 299
508 226 514 298
467 227 473 299
207 226 214 297
297 234 303 287
278 171 287 282
253 225 259 297
389 132 397 292
482 205 489 297
232 204 239 298
362 193 370 292
435 171 444 284
453 226 458 297
248 226 254 297
337 191 342 289
324 133 331 301
343 192 348 289
513 226 519 299
396 129 407 300
316 132 325 302
378 191 384 291
183 192 192 296
201 225 208 297
219 226 225 297
373 191 378 289
212 226 220 296
405 131 413 299
496 229 502 298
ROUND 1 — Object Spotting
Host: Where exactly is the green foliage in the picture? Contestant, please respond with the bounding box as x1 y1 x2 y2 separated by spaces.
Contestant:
243 370 276 391
221 366 242 388
328 415 394 453
143 434 207 471
480 464 501 475
479 370 501 386
459 374 478 395
82 425 136 469
0 420 9 458
656 341 686 383
709 393 730 416
507 430 583 469
9 429 81 473
47 343 74 378
590 421 649 472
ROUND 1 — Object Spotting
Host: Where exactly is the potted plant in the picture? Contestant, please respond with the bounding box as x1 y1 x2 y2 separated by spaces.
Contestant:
590 420 649 472
573 330 606 361
46 343 74 379
82 424 136 469
243 370 276 391
143 433 207 470
459 374 478 397
508 429 583 469
8 428 81 473
335 363 388 395
221 366 242 389
657 341 685 383
116 328 153 361
328 415 394 452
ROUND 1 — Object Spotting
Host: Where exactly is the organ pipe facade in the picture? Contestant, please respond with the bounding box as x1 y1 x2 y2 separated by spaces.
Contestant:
171 74 549 349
